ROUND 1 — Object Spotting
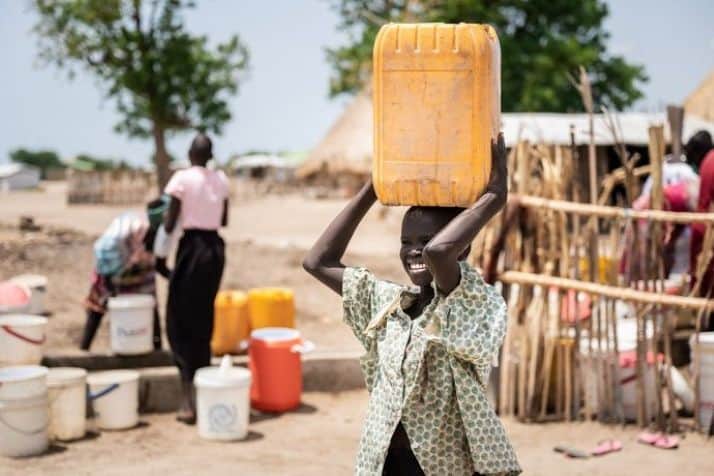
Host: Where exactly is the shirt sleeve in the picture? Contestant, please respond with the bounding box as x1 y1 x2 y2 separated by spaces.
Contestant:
434 261 507 367
342 267 377 349
164 171 185 199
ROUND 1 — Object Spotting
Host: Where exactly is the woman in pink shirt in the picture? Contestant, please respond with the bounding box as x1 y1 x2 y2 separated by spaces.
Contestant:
156 133 229 424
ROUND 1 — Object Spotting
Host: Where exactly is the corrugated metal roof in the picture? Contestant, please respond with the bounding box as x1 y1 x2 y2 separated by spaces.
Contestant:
503 112 714 146
0 163 38 178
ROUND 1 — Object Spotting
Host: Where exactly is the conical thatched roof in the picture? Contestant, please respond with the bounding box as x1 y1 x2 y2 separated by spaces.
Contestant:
685 70 714 122
297 90 373 179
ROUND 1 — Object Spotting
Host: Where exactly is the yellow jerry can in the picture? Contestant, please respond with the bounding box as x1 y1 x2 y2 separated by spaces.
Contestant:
211 290 251 356
248 288 296 330
372 23 501 207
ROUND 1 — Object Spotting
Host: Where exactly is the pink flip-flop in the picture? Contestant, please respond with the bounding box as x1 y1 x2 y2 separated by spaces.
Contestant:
653 435 679 449
637 431 661 445
591 439 622 456
637 431 679 449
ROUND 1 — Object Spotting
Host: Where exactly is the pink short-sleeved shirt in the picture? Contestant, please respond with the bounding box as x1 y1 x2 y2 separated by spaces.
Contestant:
164 166 229 230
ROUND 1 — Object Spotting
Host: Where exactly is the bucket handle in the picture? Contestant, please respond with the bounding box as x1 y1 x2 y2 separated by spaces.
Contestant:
0 404 49 435
1 325 45 345
291 340 315 354
88 383 120 401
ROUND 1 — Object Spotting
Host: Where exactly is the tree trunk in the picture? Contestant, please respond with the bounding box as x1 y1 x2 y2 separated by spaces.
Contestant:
152 123 171 191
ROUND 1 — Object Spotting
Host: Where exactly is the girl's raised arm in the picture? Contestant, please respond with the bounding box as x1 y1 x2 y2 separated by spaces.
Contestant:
423 134 508 295
303 180 378 295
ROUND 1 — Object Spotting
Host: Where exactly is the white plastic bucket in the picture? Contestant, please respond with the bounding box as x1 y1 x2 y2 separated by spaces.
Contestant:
0 366 49 457
691 332 714 429
0 315 48 366
47 367 87 441
87 370 139 430
10 275 48 315
108 294 155 355
194 355 251 440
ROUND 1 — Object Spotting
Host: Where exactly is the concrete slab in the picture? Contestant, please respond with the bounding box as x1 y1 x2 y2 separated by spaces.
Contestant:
67 350 365 413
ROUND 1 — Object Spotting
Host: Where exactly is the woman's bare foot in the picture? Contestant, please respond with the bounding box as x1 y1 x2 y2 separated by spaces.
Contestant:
176 406 196 425
176 381 196 425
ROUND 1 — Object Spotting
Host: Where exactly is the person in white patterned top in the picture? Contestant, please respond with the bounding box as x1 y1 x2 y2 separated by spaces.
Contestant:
303 135 521 475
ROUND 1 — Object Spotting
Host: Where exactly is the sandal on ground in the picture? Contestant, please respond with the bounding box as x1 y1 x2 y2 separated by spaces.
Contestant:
554 445 589 458
591 439 622 456
637 431 679 449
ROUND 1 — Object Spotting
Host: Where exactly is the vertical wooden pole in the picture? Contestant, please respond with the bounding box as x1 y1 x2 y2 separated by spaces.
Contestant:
667 105 685 160
648 125 667 429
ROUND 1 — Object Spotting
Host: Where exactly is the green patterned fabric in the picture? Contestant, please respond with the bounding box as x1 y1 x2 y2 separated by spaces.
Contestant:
343 261 521 476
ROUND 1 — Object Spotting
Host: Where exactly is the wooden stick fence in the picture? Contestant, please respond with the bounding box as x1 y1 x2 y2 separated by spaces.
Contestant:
512 194 714 224
480 124 714 434
500 271 714 311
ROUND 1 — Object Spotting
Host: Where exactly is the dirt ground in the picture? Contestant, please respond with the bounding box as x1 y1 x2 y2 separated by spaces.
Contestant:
3 389 713 476
2 182 713 475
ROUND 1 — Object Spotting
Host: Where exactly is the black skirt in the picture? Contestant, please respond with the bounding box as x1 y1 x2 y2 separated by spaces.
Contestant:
166 229 225 382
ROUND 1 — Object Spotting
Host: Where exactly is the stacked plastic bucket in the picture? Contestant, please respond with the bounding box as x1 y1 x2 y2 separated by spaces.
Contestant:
0 366 50 457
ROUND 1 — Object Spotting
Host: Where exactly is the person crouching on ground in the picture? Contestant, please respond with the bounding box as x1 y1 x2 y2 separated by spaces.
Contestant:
80 198 170 351
154 133 229 424
303 134 521 476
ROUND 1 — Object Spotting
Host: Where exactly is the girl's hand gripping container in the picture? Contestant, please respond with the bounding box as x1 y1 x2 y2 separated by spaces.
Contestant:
372 23 501 207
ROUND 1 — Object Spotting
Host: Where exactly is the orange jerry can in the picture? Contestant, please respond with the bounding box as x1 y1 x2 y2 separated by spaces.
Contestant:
211 291 251 356
372 23 501 207
247 288 295 330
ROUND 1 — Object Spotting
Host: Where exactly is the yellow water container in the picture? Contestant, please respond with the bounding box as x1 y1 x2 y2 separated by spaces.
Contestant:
578 256 618 284
372 23 501 207
248 288 295 330
211 291 251 356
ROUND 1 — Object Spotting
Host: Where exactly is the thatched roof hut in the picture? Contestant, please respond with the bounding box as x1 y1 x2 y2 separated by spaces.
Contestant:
297 91 373 179
685 70 714 122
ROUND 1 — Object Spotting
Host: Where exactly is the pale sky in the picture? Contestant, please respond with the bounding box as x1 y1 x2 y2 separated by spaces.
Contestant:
1 0 713 166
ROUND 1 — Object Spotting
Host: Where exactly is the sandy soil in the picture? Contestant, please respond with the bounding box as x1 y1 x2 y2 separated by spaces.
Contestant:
2 183 713 475
3 389 713 476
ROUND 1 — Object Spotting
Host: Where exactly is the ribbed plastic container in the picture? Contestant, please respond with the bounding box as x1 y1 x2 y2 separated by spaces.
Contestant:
248 288 295 330
373 23 501 206
212 291 251 356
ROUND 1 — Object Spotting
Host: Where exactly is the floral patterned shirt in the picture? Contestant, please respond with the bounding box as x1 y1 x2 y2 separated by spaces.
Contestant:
343 261 521 476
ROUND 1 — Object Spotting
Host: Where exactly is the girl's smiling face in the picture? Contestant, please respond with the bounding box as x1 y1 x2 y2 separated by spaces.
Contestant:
400 207 465 287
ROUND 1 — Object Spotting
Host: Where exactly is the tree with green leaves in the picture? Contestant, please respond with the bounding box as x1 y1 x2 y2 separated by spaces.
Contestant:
327 0 647 112
33 0 249 188
9 148 64 179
